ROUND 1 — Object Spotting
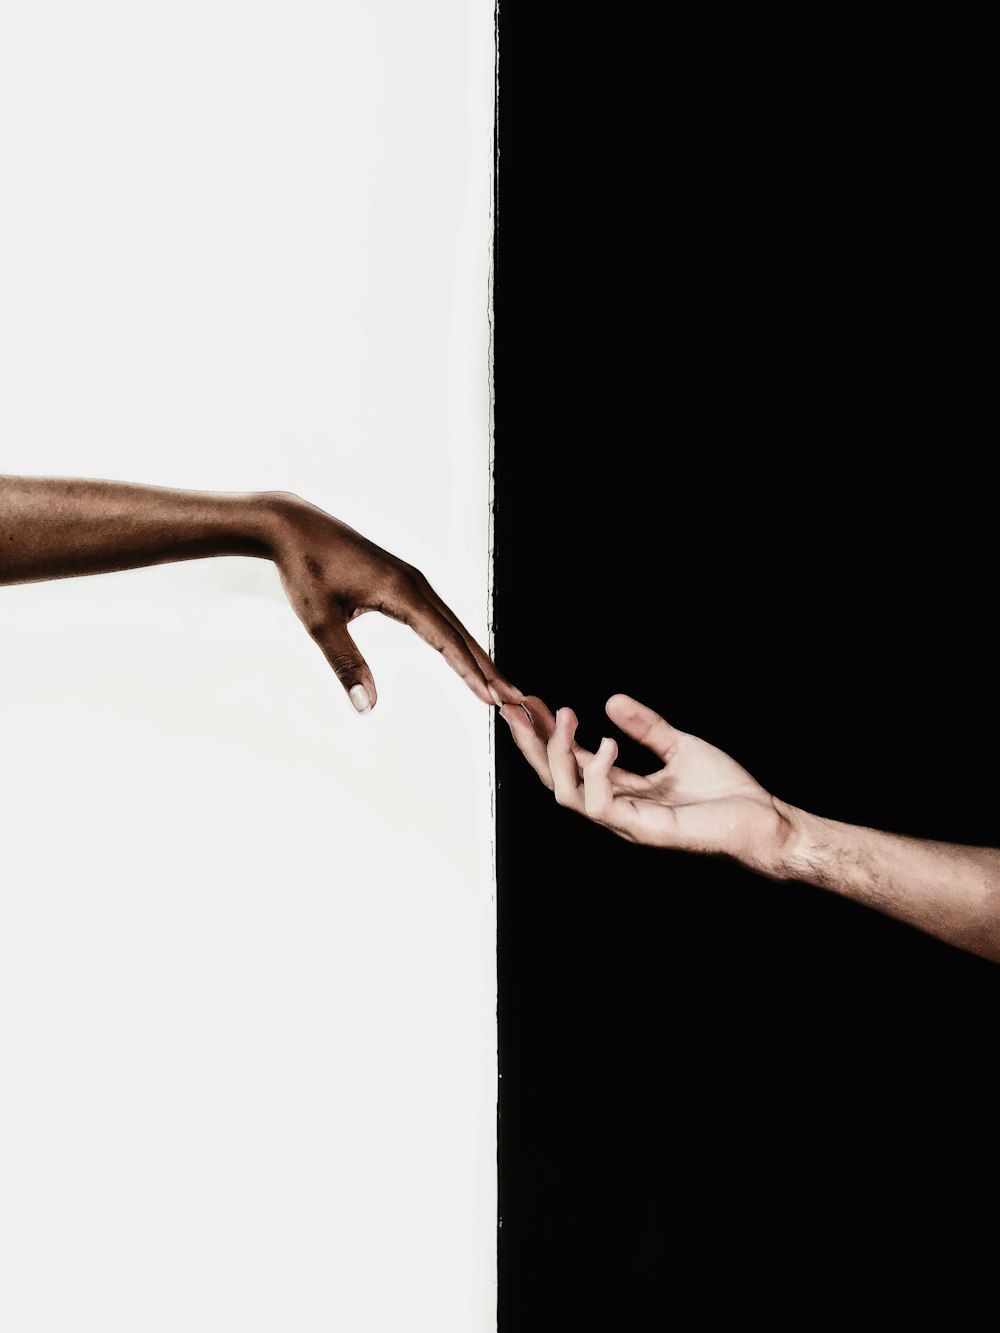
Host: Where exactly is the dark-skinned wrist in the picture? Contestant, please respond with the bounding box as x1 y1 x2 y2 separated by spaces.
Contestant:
250 490 309 562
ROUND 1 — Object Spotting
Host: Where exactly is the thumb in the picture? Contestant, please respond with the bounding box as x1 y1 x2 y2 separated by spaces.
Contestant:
310 618 377 714
604 693 679 762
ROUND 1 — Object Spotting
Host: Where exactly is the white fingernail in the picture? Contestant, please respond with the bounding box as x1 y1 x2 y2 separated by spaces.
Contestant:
349 684 372 714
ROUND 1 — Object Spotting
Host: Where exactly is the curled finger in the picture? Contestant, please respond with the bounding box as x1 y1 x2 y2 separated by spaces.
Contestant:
309 618 377 714
547 707 586 813
582 735 619 823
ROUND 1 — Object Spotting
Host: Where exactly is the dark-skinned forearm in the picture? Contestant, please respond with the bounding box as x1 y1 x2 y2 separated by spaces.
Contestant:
0 476 280 585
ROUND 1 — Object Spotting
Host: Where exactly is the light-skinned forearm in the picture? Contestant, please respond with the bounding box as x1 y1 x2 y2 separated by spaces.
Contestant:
766 801 1000 963
0 476 278 584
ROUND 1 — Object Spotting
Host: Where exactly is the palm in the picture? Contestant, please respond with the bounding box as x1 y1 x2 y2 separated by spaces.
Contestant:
502 692 787 865
609 728 782 858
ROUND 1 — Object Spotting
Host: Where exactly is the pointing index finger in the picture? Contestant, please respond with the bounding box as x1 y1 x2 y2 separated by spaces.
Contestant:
384 588 497 705
416 577 522 705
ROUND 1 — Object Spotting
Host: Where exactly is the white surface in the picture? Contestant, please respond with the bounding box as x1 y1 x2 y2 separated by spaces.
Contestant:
0 4 497 1329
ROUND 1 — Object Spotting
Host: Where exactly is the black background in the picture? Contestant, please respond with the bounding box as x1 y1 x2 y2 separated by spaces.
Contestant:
494 5 997 1329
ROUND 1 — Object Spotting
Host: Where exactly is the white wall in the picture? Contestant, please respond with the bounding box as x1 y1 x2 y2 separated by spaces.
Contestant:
0 4 496 1329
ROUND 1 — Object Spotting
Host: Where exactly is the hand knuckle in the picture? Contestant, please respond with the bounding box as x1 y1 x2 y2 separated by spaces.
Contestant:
328 653 362 681
382 567 413 601
381 562 408 594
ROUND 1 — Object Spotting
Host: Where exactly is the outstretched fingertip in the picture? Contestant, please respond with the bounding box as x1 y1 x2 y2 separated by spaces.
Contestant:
499 702 532 732
489 680 524 706
472 677 497 706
